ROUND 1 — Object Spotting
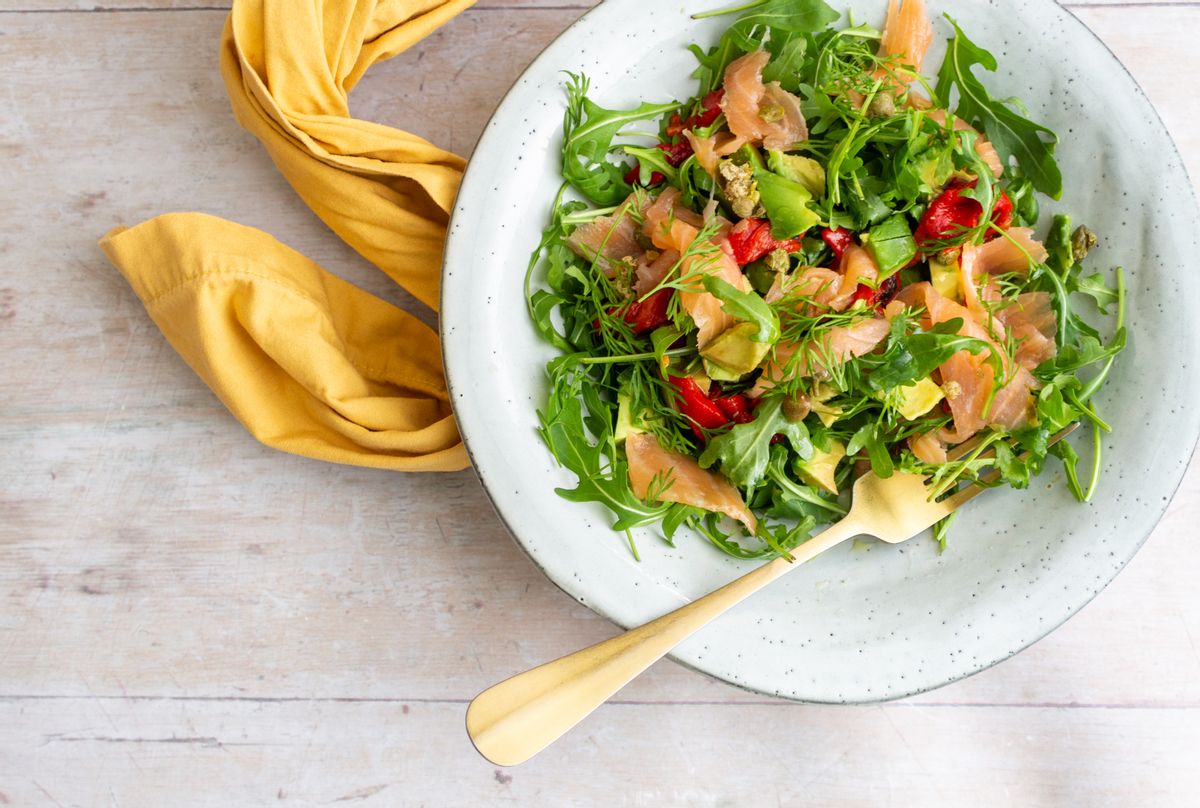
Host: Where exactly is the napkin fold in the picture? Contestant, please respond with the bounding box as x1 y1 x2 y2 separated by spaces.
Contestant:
100 0 477 471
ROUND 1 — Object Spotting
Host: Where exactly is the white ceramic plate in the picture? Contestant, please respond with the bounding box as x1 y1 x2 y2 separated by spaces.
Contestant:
441 0 1200 701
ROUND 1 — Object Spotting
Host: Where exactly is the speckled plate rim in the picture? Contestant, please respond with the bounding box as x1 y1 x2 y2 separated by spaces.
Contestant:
441 0 1200 703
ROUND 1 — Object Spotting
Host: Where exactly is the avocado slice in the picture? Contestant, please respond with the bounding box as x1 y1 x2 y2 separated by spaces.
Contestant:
614 390 660 443
753 169 821 239
766 150 826 198
703 361 745 383
796 440 847 496
929 252 961 302
810 382 843 427
876 377 946 420
700 322 772 379
863 214 917 277
745 259 777 296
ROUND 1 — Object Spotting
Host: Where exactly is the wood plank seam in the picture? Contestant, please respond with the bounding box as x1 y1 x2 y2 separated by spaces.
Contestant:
3 694 1200 709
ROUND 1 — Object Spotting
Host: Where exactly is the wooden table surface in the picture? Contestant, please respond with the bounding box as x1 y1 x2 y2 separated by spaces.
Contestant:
2 1 1198 805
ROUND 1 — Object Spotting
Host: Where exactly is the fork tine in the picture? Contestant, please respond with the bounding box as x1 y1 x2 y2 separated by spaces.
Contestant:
937 423 1081 511
945 432 988 463
944 421 1080 464
942 478 992 511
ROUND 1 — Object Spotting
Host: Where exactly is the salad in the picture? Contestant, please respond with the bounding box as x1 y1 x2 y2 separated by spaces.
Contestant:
525 0 1126 560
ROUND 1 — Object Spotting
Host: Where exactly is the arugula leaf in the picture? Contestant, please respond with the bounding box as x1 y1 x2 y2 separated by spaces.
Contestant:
524 192 594 352
695 0 841 53
562 73 678 206
755 517 818 559
767 445 847 517
702 275 782 343
867 318 999 391
692 512 790 559
993 441 1032 489
688 36 746 97
538 368 672 531
623 145 679 186
894 117 955 205
700 396 814 490
1004 172 1040 227
955 129 999 241
1035 329 1127 380
677 156 719 212
1051 439 1086 501
762 33 812 91
1074 273 1120 314
935 17 1062 198
846 422 894 478
1034 379 1080 432
651 325 687 371
528 289 573 352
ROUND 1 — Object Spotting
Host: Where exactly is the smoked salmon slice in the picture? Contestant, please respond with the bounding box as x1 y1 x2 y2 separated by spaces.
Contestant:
684 129 749 176
633 249 681 297
626 432 757 532
897 282 1039 443
959 228 1050 320
567 196 644 273
874 0 934 99
997 291 1058 370
827 245 881 312
753 316 891 395
767 266 843 312
643 188 749 348
909 430 948 465
721 51 808 151
879 0 934 74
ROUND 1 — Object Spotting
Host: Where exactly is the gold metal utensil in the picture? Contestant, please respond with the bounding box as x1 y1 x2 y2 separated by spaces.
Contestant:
467 427 1077 766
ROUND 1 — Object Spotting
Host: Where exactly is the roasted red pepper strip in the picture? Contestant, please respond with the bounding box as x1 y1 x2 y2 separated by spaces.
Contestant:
693 89 725 128
624 164 665 186
596 288 674 335
632 89 724 185
668 376 729 439
622 288 673 334
991 189 1014 232
714 394 754 424
727 218 804 266
628 106 708 188
820 227 855 260
850 273 903 311
657 140 693 168
915 180 1014 247
667 89 726 137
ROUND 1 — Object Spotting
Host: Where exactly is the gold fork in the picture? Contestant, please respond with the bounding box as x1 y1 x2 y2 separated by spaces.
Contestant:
466 426 1077 766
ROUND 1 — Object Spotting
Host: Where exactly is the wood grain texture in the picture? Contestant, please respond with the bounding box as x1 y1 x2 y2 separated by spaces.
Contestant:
1 0 1193 12
1 2 1198 805
2 698 1199 807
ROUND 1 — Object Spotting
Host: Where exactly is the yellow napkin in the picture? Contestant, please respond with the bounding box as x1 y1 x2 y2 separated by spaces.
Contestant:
100 0 476 471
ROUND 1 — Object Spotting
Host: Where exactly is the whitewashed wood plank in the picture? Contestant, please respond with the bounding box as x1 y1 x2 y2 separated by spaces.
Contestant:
1 0 1193 11
1 698 1198 807
2 411 1195 705
0 2 1198 713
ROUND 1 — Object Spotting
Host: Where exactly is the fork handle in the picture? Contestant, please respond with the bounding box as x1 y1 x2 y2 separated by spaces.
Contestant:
466 518 862 766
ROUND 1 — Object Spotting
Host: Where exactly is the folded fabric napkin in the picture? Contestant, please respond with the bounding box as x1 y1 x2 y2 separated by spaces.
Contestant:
100 0 476 471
